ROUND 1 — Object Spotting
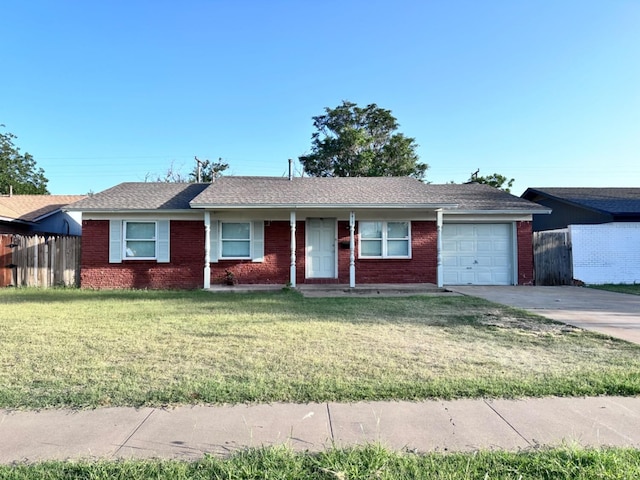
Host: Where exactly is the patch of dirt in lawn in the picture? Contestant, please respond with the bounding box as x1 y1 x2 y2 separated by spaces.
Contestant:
477 310 581 335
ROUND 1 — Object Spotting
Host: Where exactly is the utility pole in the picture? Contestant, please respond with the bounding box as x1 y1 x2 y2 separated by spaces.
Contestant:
195 156 205 183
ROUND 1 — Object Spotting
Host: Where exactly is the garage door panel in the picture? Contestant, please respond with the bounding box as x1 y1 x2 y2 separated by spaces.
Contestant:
442 224 513 285
474 256 493 267
476 240 493 252
493 256 510 267
442 256 460 267
475 224 494 236
458 241 475 252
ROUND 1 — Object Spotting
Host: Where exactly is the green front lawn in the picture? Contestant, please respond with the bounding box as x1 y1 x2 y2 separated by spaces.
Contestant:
1 289 639 409
3 446 640 479
589 284 640 295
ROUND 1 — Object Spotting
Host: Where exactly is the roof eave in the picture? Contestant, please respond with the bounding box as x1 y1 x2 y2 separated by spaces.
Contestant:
65 208 192 214
0 216 33 225
32 208 65 222
444 209 552 215
189 203 460 210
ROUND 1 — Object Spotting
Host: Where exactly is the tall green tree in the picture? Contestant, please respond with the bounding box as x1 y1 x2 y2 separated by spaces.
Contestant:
471 172 515 193
299 101 427 180
0 126 49 194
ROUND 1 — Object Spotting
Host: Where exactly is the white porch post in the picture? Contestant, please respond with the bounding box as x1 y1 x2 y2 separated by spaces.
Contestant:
290 211 296 287
436 209 443 288
349 211 356 288
204 211 211 289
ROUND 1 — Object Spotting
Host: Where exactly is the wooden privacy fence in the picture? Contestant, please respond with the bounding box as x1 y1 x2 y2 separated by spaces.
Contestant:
533 229 573 286
1 234 81 288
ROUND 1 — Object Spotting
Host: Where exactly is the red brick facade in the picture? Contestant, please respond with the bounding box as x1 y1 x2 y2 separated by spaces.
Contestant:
516 221 534 285
80 219 534 289
81 220 204 289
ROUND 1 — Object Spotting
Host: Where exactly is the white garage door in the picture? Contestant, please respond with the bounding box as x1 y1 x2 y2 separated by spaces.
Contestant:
442 224 514 285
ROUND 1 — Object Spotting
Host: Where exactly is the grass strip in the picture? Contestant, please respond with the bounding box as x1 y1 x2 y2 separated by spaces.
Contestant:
2 445 640 479
589 284 640 296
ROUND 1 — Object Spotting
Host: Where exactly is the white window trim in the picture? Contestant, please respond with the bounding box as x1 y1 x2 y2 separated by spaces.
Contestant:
358 221 412 259
123 220 158 260
219 221 253 260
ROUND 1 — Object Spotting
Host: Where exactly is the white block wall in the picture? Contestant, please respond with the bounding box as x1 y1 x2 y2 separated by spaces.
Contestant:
570 223 640 284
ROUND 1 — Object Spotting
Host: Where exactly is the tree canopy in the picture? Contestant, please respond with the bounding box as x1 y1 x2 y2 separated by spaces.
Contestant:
146 158 229 183
299 101 427 180
470 172 515 193
0 126 49 194
189 157 229 183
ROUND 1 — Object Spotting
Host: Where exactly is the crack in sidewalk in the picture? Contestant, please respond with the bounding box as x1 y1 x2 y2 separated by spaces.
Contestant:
112 408 156 457
483 400 532 447
326 403 335 442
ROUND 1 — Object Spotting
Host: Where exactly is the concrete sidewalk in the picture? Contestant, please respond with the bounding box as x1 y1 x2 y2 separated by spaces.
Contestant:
2 397 640 464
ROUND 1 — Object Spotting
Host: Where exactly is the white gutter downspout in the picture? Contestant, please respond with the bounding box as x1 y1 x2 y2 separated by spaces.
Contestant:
349 211 356 288
290 211 296 287
436 209 443 288
204 211 211 289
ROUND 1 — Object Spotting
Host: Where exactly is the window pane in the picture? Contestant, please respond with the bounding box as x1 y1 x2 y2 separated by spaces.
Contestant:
222 240 250 257
387 222 408 239
126 222 155 240
360 222 382 239
221 222 250 240
361 239 382 257
126 241 155 257
388 240 409 256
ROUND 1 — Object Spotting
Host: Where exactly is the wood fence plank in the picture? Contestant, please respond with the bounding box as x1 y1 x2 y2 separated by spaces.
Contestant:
9 234 81 288
533 230 573 285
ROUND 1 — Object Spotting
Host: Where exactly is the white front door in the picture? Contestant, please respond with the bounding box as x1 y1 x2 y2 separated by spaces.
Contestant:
306 218 336 278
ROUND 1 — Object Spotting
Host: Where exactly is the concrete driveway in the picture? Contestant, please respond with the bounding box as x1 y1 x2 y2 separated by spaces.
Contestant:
448 286 640 345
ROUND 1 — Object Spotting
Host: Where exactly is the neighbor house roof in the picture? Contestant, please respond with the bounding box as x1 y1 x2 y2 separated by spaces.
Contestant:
0 195 86 223
522 187 640 216
68 177 547 213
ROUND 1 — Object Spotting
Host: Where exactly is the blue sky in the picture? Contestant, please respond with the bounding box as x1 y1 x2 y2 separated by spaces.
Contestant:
3 1 639 195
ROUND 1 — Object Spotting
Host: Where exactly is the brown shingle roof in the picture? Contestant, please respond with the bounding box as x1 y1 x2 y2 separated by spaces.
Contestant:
68 177 547 213
68 183 210 211
427 183 550 211
0 195 87 222
190 176 457 207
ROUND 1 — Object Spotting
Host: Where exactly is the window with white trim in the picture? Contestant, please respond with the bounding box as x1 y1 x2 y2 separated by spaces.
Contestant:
124 221 157 259
359 221 411 258
220 222 251 259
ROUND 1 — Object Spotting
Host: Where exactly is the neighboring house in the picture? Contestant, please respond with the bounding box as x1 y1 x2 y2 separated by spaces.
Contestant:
0 194 86 235
68 177 548 290
522 188 640 284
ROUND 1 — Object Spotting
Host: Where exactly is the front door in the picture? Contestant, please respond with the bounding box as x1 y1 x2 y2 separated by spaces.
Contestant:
306 218 336 278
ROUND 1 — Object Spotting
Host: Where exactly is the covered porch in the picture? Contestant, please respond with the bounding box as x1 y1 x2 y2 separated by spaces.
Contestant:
201 209 446 290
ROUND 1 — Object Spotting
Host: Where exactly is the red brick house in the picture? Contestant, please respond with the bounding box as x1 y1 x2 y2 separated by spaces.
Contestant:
68 177 548 289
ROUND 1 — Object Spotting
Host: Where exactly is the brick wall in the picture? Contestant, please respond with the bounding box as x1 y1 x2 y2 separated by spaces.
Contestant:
352 221 437 284
82 218 532 289
517 221 534 285
571 222 640 284
81 220 204 289
209 221 293 285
